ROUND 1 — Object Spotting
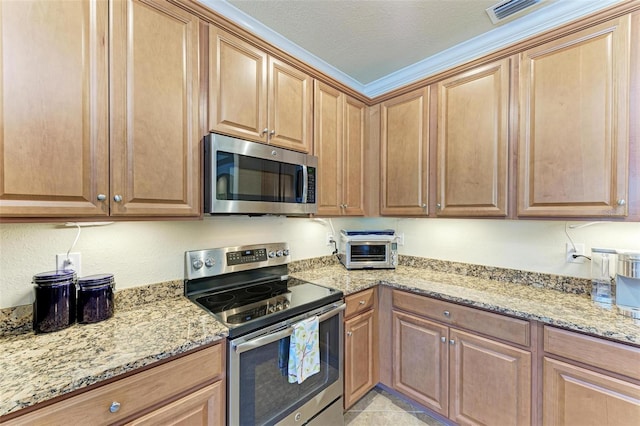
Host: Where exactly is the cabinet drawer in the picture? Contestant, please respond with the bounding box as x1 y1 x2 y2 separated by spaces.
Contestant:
392 290 530 347
544 326 640 380
5 344 223 425
345 288 376 318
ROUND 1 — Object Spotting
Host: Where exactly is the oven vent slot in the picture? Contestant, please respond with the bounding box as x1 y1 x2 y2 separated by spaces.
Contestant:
486 0 543 24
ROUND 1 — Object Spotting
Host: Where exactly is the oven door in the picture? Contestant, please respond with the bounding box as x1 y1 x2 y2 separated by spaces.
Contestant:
228 303 345 426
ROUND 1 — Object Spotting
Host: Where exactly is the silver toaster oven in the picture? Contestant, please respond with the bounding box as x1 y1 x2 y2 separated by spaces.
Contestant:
338 229 398 270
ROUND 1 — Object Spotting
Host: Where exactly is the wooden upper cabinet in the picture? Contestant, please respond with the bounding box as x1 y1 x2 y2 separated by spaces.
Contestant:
436 59 510 217
0 0 109 217
314 81 365 216
380 87 430 216
110 0 201 216
518 16 631 217
209 27 312 153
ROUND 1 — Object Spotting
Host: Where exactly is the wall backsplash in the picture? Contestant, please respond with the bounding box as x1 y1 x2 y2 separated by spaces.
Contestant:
1 216 639 309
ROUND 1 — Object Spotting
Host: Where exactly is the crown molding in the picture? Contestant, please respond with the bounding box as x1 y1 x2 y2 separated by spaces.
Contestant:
201 0 623 98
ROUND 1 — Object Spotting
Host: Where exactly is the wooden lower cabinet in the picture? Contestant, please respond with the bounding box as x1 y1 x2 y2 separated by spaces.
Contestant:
344 289 378 409
449 329 531 425
390 302 531 425
392 310 448 416
543 357 640 426
126 381 224 426
2 344 225 426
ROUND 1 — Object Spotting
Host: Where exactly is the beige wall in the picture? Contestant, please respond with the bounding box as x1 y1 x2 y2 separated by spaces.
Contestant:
1 217 639 308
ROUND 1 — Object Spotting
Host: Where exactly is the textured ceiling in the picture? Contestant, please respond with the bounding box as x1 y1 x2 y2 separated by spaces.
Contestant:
226 0 537 84
205 0 623 96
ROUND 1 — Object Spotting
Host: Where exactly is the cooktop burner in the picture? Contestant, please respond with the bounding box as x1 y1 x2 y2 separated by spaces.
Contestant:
184 243 343 338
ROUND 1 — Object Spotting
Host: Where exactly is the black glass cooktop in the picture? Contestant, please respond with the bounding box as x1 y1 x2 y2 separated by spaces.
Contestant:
190 277 342 338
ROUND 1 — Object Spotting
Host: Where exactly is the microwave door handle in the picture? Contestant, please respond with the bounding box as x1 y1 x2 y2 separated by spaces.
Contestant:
233 303 345 354
301 165 308 204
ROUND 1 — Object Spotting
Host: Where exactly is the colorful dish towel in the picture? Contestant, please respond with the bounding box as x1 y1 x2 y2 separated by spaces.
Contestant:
288 316 320 384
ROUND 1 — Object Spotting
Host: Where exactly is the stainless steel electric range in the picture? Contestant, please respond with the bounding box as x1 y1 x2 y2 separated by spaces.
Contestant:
185 242 345 426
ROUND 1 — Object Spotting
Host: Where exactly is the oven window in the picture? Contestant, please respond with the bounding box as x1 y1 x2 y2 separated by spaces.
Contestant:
350 244 387 261
237 315 340 425
216 151 303 203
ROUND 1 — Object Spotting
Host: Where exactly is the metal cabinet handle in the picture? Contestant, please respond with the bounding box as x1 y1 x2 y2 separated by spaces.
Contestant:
97 194 107 201
262 128 269 136
441 336 446 343
443 310 450 317
109 401 121 413
347 331 353 337
269 129 275 136
421 203 427 209
436 203 442 209
449 339 455 345
359 300 366 305
617 199 626 206
113 195 123 203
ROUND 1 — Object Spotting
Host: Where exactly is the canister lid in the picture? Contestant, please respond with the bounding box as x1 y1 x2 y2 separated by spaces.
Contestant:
78 274 115 289
32 270 76 286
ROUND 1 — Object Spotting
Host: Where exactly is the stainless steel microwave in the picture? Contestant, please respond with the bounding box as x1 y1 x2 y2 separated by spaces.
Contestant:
204 133 317 215
338 229 398 270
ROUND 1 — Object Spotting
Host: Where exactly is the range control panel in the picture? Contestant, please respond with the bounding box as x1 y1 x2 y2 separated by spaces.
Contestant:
185 242 291 280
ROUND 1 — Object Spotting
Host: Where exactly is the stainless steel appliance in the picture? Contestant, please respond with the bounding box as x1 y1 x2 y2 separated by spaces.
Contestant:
184 243 344 425
616 252 640 319
204 133 318 215
338 229 398 270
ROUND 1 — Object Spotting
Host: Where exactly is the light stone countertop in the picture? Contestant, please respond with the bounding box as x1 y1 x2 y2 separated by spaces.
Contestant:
0 297 227 418
290 265 640 345
2 263 639 419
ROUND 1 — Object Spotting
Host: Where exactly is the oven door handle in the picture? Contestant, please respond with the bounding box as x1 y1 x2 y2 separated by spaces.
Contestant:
233 303 346 354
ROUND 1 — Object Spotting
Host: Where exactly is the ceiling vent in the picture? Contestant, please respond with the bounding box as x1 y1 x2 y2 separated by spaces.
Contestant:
486 0 543 24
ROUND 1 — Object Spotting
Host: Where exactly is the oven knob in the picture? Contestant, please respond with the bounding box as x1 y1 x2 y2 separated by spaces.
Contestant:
283 249 290 256
192 259 203 270
205 257 215 268
268 251 276 258
276 250 283 257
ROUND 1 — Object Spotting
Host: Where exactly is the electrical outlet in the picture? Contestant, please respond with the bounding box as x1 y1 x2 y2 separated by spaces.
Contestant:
56 252 81 275
326 233 335 246
397 233 405 246
565 243 586 264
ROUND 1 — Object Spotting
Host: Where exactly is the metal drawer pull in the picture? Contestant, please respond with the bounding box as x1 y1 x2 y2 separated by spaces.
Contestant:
449 339 455 345
441 336 446 343
347 331 353 337
359 300 366 305
443 310 450 317
109 401 121 413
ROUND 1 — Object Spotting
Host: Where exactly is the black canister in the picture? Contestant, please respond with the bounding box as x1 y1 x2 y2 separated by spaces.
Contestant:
77 274 115 324
33 270 77 333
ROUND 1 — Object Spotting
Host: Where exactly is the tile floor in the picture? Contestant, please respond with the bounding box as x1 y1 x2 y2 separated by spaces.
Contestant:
344 386 449 426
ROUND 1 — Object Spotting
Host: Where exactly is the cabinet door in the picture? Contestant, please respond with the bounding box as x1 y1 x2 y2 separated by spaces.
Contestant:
380 87 430 216
449 329 531 426
268 57 313 153
209 26 268 143
518 16 630 217
314 81 343 216
437 59 510 217
392 310 448 416
543 357 640 426
126 381 224 426
344 309 377 409
0 0 109 217
343 96 366 216
110 0 201 216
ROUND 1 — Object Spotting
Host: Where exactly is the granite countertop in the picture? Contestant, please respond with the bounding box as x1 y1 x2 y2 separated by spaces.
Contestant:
290 265 640 345
2 262 639 419
0 297 227 418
